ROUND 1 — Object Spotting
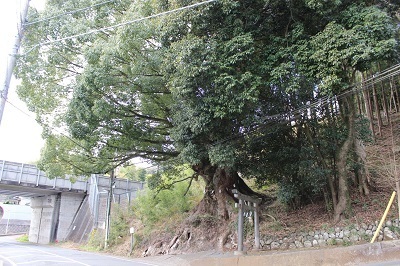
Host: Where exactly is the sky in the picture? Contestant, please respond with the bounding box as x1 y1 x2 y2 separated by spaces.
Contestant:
0 0 151 169
0 0 45 164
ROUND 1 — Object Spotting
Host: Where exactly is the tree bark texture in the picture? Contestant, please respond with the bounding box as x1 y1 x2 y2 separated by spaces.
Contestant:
372 81 382 136
192 161 263 220
362 73 375 140
378 64 390 125
334 95 356 223
354 139 370 195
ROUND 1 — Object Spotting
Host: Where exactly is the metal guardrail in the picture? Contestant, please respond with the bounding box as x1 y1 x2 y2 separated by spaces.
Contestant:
0 160 146 237
89 175 145 228
0 160 89 192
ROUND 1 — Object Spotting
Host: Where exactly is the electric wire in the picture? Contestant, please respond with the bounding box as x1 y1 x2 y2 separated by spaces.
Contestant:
4 62 400 167
211 63 400 147
24 0 217 52
7 0 400 161
24 0 116 26
1 96 93 154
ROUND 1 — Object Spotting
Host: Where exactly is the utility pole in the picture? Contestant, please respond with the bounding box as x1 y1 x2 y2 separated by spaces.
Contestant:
0 0 30 127
104 168 114 249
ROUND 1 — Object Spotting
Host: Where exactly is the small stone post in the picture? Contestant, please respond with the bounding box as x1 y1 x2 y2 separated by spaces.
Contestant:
254 202 260 250
237 198 244 253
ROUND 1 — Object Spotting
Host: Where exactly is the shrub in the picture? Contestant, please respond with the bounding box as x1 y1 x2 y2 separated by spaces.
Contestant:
133 178 204 234
84 229 104 251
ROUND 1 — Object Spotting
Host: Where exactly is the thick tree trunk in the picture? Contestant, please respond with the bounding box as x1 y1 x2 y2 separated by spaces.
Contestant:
334 95 355 223
192 161 263 220
191 163 218 217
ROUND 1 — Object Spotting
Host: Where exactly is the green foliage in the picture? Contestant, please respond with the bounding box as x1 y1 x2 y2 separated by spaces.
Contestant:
15 0 400 212
85 206 134 250
16 234 29 242
327 238 337 245
355 115 373 143
109 205 130 247
133 178 203 234
118 165 147 182
84 229 104 251
146 164 195 191
343 239 352 246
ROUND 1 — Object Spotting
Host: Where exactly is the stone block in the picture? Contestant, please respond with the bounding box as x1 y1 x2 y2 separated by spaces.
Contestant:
361 223 368 230
271 242 280 250
294 240 303 248
304 240 312 248
350 235 359 242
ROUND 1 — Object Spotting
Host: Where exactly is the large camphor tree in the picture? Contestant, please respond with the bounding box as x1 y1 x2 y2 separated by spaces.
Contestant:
16 0 399 222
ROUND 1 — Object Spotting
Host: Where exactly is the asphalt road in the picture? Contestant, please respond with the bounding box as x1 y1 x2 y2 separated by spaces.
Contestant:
0 236 157 266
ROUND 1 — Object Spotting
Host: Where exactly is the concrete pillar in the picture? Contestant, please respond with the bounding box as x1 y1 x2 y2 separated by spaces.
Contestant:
29 194 61 244
57 192 85 241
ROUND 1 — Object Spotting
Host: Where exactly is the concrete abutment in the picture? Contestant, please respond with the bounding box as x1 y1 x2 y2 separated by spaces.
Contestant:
29 192 85 244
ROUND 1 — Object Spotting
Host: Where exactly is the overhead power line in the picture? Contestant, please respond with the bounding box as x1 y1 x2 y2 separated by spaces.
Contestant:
6 61 400 164
26 0 217 51
2 96 93 154
24 0 116 26
212 63 400 146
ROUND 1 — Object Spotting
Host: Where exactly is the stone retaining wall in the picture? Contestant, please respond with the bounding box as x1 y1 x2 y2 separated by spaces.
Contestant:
259 220 400 250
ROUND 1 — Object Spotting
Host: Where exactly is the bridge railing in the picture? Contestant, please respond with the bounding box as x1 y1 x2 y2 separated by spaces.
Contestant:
0 160 88 192
89 175 145 228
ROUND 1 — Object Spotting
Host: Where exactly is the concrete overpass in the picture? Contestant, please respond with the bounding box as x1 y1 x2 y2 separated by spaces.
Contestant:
0 160 144 244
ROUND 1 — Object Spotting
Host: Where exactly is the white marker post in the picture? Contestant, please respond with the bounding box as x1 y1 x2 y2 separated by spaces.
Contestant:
130 227 135 255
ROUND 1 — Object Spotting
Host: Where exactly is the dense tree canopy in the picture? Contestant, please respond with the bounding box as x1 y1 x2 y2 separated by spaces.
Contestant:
16 0 400 221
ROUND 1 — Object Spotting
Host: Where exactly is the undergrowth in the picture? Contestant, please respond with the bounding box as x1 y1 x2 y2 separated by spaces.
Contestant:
85 178 204 252
132 179 204 236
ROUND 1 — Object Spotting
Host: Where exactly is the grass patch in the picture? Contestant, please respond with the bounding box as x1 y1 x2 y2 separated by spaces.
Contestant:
16 234 29 242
